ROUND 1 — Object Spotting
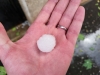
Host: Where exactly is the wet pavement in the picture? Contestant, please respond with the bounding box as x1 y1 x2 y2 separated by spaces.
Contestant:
67 0 100 75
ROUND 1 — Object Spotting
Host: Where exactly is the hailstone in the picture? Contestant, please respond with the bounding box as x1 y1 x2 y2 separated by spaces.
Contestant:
37 34 56 52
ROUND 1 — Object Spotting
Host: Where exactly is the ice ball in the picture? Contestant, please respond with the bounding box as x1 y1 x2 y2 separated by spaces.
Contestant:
37 34 56 52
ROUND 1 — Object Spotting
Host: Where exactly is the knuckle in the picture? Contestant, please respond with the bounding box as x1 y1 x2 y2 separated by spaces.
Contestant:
63 13 72 20
69 28 79 36
70 0 81 5
42 8 51 14
54 8 63 15
74 17 83 22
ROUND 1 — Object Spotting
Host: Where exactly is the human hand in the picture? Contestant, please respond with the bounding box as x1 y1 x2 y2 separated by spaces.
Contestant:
0 0 85 75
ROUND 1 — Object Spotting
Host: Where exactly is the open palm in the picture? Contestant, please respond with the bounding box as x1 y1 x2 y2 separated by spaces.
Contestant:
0 0 85 75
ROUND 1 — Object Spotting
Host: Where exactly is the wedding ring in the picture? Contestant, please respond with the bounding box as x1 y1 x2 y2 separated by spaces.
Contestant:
57 25 67 31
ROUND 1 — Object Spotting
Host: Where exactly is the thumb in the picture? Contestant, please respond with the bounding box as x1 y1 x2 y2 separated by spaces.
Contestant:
0 23 10 45
0 22 11 60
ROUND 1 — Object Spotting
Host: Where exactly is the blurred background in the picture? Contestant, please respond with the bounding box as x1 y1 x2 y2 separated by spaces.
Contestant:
0 0 100 75
0 0 26 30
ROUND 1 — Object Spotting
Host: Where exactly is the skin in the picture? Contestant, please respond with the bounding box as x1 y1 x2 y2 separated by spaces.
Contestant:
0 0 85 75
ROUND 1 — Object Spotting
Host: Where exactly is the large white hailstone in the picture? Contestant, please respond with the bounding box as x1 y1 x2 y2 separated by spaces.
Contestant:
37 34 56 52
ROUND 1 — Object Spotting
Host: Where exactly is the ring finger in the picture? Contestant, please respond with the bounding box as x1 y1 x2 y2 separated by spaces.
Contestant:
58 0 81 33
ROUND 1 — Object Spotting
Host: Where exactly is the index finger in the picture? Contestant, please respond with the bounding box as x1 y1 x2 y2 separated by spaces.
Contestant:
35 0 59 23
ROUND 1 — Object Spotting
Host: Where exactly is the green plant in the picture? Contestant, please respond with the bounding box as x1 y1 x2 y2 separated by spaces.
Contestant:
12 27 16 31
0 66 6 75
95 0 100 16
78 34 85 41
83 59 93 70
89 47 95 51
